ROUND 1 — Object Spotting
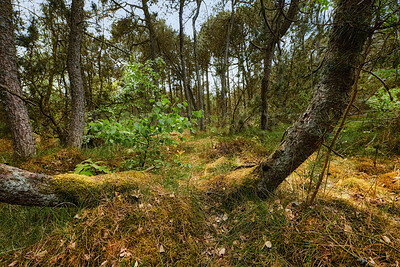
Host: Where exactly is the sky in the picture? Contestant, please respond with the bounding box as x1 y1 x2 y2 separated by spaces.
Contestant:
16 0 220 38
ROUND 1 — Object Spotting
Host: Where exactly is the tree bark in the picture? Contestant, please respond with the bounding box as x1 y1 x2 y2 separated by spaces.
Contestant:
67 0 86 148
0 0 36 158
256 0 374 195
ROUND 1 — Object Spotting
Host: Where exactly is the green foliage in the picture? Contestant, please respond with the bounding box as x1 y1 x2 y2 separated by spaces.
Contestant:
367 87 400 116
85 60 198 170
74 159 110 176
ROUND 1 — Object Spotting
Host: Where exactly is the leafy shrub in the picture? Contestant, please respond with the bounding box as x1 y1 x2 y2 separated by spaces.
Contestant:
74 159 110 176
84 59 201 170
367 87 400 117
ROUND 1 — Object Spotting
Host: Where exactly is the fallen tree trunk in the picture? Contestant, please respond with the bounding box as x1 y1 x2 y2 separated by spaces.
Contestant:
255 0 374 195
0 163 152 206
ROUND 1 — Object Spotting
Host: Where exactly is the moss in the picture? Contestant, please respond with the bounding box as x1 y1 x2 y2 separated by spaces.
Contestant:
203 156 230 176
378 171 400 191
337 177 379 194
197 166 258 197
50 171 156 205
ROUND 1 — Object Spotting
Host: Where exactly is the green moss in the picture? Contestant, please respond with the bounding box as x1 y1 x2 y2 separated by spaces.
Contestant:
197 166 259 197
50 171 156 205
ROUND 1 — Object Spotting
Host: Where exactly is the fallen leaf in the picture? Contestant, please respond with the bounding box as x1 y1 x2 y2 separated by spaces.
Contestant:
8 261 18 267
217 247 226 257
263 241 272 248
35 250 48 259
68 242 76 250
382 235 391 243
344 224 352 233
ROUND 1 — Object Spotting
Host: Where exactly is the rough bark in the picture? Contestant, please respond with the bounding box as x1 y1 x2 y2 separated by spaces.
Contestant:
0 163 151 206
256 0 374 195
67 0 86 148
0 0 36 158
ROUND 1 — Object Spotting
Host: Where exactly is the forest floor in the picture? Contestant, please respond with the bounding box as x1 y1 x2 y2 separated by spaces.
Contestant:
0 125 400 266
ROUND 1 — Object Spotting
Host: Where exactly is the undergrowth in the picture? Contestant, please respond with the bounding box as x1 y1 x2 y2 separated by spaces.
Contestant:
1 123 400 266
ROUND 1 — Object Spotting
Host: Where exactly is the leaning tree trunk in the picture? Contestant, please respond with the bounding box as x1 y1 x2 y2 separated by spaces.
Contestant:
67 0 86 148
256 0 374 195
0 0 36 158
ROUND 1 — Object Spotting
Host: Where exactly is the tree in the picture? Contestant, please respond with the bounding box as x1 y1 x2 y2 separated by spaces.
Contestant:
67 0 86 148
179 0 196 119
255 0 374 195
259 0 300 130
192 0 205 130
0 0 375 206
0 0 36 158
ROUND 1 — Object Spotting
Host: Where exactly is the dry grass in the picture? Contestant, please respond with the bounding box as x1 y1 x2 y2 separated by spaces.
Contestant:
1 136 400 266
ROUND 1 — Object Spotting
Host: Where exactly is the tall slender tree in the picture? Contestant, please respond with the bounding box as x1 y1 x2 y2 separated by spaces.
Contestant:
192 0 204 130
259 0 300 130
67 0 86 148
0 0 36 158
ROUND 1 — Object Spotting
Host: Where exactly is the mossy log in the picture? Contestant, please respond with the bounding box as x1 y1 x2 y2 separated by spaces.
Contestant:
0 163 152 206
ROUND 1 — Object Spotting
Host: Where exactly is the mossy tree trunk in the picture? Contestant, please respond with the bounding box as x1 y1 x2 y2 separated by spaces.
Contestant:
256 0 374 196
0 163 150 206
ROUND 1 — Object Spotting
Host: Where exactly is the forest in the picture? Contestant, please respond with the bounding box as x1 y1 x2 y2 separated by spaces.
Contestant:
0 0 399 265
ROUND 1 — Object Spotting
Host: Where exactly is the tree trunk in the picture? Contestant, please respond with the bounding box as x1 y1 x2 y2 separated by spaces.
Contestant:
0 163 151 206
206 66 211 123
179 0 196 118
220 0 235 126
193 0 204 131
260 42 275 130
67 0 85 148
142 0 159 92
0 0 36 158
259 0 299 130
256 0 374 195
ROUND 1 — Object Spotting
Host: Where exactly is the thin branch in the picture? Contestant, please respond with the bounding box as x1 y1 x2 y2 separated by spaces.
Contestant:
361 68 393 101
84 32 130 56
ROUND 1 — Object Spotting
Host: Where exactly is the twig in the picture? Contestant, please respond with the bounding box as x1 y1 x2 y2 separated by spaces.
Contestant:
361 68 393 101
